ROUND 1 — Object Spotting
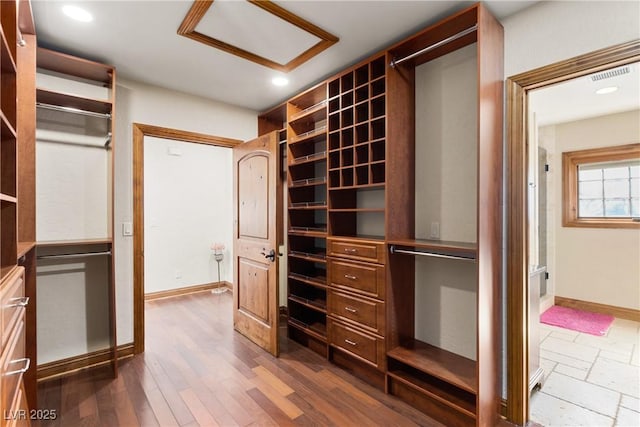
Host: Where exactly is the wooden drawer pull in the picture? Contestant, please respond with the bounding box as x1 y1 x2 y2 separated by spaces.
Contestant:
7 296 29 308
344 339 358 346
344 306 358 313
5 358 30 376
344 248 358 253
344 274 357 280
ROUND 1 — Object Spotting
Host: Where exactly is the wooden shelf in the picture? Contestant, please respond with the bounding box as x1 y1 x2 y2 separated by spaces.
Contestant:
289 127 326 145
289 205 327 211
387 370 476 417
329 183 386 191
288 251 326 264
388 339 477 394
289 177 327 188
288 273 327 289
329 208 384 213
0 28 17 73
0 194 17 203
1 110 17 138
288 318 327 340
289 151 327 166
288 228 327 238
17 242 36 259
36 238 112 248
387 239 477 260
36 88 112 115
289 101 326 124
288 295 327 314
37 47 113 83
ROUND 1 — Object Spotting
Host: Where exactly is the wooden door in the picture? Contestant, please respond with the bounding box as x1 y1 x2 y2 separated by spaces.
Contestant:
233 132 280 356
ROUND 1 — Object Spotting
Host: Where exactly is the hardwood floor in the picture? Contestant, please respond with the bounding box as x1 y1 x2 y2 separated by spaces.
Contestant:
37 291 443 426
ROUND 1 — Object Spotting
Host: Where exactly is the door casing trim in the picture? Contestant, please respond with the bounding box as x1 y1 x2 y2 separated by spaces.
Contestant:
132 123 241 354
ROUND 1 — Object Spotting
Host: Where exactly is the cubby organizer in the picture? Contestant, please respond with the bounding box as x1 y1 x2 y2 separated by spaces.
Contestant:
328 55 387 240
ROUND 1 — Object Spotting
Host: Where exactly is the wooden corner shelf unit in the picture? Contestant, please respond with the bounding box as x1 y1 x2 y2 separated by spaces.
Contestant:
258 3 503 425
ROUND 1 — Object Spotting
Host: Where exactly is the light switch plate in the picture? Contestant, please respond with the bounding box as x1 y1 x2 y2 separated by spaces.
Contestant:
122 222 133 236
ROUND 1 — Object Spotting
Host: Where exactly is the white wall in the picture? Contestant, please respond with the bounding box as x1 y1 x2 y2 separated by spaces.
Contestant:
114 78 257 344
503 1 640 78
144 137 233 293
541 110 640 310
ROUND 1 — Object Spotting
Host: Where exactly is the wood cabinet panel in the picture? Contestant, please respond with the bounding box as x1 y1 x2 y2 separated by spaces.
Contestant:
0 268 25 349
328 258 385 300
328 238 385 264
328 318 384 369
328 289 385 336
1 316 26 426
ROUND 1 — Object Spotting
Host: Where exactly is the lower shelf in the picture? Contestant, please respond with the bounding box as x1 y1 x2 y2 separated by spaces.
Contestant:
287 317 327 341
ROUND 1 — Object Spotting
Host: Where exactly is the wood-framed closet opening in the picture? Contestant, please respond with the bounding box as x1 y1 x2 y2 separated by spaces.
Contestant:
132 123 241 354
505 39 640 425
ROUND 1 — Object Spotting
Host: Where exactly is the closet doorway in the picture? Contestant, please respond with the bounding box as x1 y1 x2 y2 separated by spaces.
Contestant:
506 40 640 425
132 124 241 354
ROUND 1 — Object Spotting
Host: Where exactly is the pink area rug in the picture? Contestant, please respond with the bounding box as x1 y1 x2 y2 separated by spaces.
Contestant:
540 305 614 336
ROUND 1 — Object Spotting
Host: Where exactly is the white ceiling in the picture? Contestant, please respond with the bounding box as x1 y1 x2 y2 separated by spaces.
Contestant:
32 0 538 112
530 62 640 126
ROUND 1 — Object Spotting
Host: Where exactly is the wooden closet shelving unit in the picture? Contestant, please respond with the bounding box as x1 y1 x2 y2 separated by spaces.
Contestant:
1 0 38 416
257 3 502 424
284 83 329 354
35 47 118 377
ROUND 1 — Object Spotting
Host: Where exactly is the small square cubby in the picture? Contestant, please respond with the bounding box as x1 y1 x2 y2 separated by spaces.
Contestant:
328 79 340 98
371 118 385 140
355 123 369 144
355 64 369 87
355 85 369 104
329 131 340 151
356 165 369 186
341 147 354 167
341 168 354 187
371 95 385 119
341 128 354 147
355 144 369 165
341 73 354 92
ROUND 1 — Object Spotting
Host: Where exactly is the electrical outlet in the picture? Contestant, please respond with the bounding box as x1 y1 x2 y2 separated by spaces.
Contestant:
430 222 440 239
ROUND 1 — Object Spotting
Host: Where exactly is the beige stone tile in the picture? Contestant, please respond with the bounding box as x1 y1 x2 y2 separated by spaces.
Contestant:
615 407 640 427
540 348 593 370
541 372 620 417
631 345 639 367
554 363 589 381
575 333 635 356
620 395 640 413
588 358 640 398
600 350 632 364
607 324 640 342
540 328 551 342
541 337 600 363
540 357 557 382
530 391 614 427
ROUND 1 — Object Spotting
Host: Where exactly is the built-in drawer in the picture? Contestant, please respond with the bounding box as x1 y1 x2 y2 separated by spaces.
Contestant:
328 289 385 336
1 316 26 425
1 268 26 349
328 238 385 264
6 383 29 427
328 318 384 370
328 259 385 300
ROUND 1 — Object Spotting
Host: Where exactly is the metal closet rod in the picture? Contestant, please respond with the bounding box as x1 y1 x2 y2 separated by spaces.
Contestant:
37 102 112 119
37 251 112 260
390 24 478 68
389 245 476 262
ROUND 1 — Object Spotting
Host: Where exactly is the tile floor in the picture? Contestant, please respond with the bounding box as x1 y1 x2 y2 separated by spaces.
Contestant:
530 317 640 426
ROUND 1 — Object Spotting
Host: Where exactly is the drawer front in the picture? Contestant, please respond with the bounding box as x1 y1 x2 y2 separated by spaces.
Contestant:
329 259 385 300
328 239 385 264
6 384 30 427
1 316 26 424
328 319 384 369
328 290 385 336
1 268 26 349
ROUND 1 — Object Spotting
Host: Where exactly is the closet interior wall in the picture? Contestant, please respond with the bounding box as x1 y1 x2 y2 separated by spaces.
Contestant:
34 48 117 378
258 3 503 426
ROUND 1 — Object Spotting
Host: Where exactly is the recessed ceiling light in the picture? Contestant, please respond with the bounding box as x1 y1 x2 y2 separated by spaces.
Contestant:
62 5 93 23
272 77 289 87
595 86 618 95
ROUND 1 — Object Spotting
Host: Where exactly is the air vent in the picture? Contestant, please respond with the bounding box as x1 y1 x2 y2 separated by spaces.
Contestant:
590 66 630 82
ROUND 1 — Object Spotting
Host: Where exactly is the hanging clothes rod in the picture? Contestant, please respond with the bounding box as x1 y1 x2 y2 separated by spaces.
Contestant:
37 251 112 260
390 24 478 68
36 102 112 119
389 245 476 262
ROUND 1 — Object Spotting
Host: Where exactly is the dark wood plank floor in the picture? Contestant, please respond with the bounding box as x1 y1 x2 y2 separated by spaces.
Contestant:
37 291 444 426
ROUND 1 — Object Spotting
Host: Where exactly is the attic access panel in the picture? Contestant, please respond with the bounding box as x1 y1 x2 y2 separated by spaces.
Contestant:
178 0 338 72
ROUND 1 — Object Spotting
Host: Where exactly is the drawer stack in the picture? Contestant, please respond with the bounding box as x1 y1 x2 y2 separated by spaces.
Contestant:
1 266 29 426
327 237 386 374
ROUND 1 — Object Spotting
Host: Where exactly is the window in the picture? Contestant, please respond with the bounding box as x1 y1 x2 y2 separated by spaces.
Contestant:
563 143 640 228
